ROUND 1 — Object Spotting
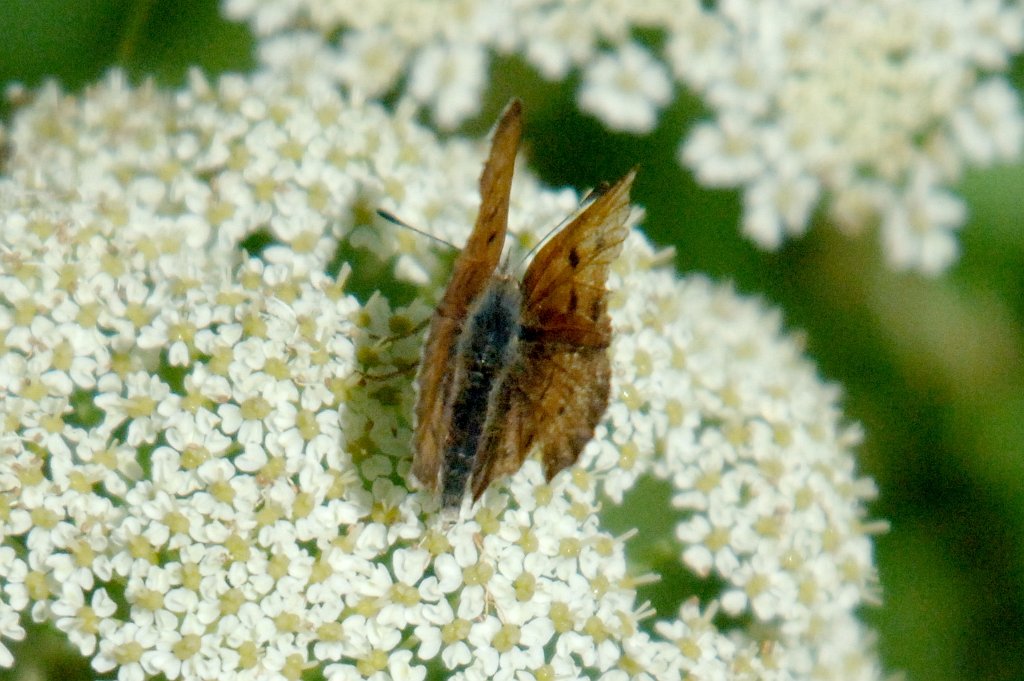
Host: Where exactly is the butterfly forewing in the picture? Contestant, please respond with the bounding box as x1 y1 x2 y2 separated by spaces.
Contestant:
411 100 524 491
519 169 635 347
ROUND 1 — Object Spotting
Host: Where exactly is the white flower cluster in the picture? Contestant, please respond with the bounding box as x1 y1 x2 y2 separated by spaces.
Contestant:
223 0 1024 273
675 0 1023 273
604 256 884 677
1 40 880 681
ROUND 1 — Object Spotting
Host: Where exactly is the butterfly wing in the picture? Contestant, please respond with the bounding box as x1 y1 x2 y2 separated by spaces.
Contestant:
469 168 635 498
411 99 523 491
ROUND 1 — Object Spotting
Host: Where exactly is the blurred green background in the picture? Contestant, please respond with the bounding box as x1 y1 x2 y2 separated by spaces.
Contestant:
2 2 1023 680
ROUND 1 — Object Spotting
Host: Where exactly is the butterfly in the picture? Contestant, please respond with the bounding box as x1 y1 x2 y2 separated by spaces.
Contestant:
411 99 635 509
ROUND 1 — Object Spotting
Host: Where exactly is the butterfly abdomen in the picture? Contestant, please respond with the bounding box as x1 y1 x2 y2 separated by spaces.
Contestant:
441 278 522 508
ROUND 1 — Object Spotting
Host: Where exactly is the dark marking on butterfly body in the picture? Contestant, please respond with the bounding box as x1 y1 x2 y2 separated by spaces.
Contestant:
441 279 521 507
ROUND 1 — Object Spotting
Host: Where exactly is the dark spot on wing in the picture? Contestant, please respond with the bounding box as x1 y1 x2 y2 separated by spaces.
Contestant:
568 247 580 268
568 288 578 313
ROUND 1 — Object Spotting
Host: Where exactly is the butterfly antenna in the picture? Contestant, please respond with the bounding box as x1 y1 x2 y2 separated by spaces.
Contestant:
376 209 459 251
509 181 612 271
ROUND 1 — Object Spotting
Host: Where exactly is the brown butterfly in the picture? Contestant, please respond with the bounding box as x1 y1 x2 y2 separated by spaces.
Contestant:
411 99 635 509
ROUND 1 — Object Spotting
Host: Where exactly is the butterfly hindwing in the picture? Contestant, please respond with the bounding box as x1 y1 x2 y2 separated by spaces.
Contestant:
469 343 611 499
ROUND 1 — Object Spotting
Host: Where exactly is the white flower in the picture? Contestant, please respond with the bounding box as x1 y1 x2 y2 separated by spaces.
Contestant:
52 584 117 656
880 167 966 274
682 114 765 185
93 620 158 679
337 29 412 98
578 44 673 134
0 552 26 667
951 78 1024 165
741 156 820 249
520 5 599 79
672 0 1023 271
408 43 489 129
